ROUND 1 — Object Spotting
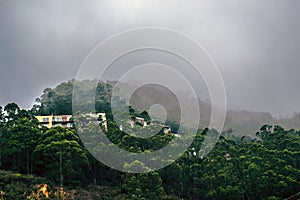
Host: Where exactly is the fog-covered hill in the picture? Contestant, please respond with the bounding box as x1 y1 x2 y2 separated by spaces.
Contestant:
31 79 300 137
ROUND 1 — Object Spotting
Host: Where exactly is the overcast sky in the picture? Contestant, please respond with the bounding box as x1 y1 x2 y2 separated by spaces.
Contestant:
0 0 300 116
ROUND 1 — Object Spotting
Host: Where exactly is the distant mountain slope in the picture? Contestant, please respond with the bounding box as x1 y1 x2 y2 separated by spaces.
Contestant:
278 113 300 130
224 110 276 136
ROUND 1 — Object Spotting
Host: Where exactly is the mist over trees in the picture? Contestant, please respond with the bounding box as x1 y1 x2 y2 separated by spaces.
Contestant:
30 80 300 137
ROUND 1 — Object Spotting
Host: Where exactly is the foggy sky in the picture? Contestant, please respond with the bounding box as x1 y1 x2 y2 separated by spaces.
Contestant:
0 0 300 116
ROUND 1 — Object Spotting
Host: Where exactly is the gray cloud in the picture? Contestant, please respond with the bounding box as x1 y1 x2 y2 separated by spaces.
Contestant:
0 0 299 116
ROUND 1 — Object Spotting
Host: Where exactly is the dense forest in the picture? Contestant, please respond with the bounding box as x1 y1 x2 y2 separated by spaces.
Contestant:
0 80 299 199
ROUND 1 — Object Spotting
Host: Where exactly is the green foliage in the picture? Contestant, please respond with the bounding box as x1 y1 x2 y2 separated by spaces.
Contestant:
122 172 164 200
1 100 300 199
1 108 39 174
34 127 90 186
31 80 113 116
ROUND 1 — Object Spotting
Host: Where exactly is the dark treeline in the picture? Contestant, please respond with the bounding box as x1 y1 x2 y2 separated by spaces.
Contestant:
0 80 299 199
0 102 299 199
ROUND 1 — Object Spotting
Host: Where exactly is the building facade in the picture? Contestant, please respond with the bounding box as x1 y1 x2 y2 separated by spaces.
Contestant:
36 113 107 130
35 115 73 128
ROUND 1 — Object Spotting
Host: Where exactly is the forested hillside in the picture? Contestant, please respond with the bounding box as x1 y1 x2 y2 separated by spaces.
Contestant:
31 80 300 136
0 80 299 199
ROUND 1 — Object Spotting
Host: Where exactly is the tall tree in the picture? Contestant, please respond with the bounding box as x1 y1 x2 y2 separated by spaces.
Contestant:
1 105 40 174
34 127 89 186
